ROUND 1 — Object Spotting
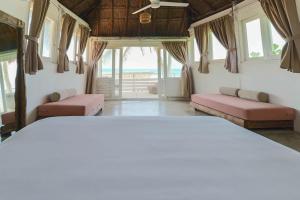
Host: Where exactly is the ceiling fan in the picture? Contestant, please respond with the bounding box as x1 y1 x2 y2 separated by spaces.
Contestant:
132 0 189 15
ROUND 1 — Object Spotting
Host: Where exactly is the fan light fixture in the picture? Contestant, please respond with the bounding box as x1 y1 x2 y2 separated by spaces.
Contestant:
139 12 151 24
133 0 189 15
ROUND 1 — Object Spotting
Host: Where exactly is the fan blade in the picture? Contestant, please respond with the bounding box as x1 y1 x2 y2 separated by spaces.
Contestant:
132 5 152 14
160 2 189 7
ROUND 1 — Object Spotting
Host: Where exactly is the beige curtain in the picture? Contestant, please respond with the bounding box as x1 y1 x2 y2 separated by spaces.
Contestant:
194 23 210 73
86 41 108 94
76 25 90 74
162 41 194 98
57 14 76 73
209 15 239 73
260 0 300 73
25 0 50 75
15 27 27 130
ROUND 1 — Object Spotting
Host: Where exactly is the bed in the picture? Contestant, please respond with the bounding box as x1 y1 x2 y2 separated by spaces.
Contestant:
0 116 300 200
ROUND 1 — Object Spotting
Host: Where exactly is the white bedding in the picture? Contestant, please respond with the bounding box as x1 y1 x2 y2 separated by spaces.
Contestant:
0 116 300 200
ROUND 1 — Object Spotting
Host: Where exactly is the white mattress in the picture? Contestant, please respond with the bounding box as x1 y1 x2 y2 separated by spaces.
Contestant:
0 116 300 200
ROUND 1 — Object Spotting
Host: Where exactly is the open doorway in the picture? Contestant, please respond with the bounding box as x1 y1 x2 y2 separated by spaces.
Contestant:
97 46 161 100
122 47 159 99
96 43 184 100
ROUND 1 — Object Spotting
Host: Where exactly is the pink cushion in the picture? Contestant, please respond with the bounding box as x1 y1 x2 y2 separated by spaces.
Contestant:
1 112 15 125
38 94 104 117
191 94 296 121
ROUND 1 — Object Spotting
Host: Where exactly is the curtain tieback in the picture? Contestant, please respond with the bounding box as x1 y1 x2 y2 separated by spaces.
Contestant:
25 35 38 43
229 48 237 52
286 34 300 42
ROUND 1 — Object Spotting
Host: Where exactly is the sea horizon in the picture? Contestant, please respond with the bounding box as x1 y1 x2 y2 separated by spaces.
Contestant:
102 67 181 76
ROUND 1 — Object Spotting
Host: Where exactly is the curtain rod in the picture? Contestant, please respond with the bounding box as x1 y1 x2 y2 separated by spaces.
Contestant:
189 0 258 29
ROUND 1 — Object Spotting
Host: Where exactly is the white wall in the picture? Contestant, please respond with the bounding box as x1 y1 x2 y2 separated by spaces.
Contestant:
192 0 300 131
0 0 88 123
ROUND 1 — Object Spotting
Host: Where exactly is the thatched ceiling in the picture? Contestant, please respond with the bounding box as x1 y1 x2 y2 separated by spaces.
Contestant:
58 0 244 37
0 23 17 53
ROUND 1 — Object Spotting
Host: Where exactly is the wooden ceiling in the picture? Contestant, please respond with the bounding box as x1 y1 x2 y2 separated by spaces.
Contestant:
58 0 244 37
0 23 17 53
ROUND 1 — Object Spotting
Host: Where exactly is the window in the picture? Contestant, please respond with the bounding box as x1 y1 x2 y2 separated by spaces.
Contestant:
76 34 88 63
99 49 113 78
0 52 17 115
83 48 88 62
245 18 264 58
270 24 285 56
193 38 200 62
159 49 165 79
166 53 182 78
27 3 33 35
242 15 286 60
41 18 54 58
211 33 227 60
67 35 76 62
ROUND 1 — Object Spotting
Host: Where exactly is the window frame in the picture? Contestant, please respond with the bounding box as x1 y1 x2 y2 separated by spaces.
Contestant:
165 51 182 78
241 14 284 61
209 31 227 62
76 30 89 64
40 17 55 59
98 48 114 78
242 16 265 60
192 37 201 63
67 32 77 63
267 21 285 59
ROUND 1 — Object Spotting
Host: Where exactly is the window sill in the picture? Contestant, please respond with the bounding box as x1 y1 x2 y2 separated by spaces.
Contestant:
210 59 225 64
241 57 281 64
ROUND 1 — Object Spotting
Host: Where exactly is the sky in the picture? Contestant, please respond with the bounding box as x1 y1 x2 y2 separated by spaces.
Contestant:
102 47 158 69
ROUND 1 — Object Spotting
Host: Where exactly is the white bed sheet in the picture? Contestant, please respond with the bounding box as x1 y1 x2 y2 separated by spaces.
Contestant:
0 116 300 200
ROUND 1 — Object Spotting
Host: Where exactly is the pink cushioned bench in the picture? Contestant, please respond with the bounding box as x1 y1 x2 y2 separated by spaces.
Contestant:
38 94 104 118
191 94 296 129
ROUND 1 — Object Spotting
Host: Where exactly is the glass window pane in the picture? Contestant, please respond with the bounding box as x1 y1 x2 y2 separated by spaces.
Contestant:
245 19 264 58
67 36 76 61
42 18 53 58
160 49 164 78
28 14 32 35
101 49 113 78
270 24 285 56
83 47 87 62
212 34 227 60
0 53 17 114
167 53 182 78
78 36 88 62
194 38 200 62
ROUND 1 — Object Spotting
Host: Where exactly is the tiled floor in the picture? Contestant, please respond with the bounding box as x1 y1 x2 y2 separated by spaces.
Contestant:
101 100 300 152
101 100 204 117
2 100 300 152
